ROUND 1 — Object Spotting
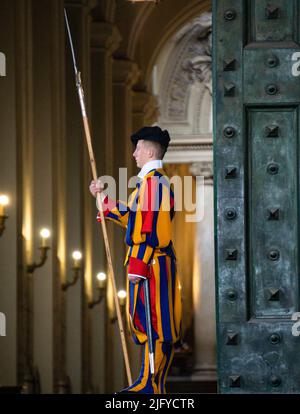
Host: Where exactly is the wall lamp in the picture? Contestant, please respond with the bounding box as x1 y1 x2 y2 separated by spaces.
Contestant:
111 290 127 323
0 194 9 237
89 272 107 309
27 228 51 274
62 251 82 291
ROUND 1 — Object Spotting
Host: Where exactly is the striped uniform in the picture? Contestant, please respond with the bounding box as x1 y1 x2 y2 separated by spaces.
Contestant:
97 167 182 393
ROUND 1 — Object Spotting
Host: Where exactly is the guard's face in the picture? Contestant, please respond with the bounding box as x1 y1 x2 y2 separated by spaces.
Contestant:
133 140 151 169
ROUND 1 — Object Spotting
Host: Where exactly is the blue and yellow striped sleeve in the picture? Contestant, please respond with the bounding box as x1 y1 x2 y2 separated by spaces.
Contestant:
97 195 129 229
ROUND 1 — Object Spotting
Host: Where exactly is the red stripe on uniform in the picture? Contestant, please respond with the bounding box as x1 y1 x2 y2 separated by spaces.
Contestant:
149 266 158 333
128 257 149 278
97 196 116 222
141 177 157 233
170 195 174 209
134 310 145 333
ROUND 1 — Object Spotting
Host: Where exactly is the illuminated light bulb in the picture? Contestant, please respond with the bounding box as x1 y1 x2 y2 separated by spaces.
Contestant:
118 290 127 306
96 272 107 289
0 195 9 216
40 228 51 247
72 251 82 268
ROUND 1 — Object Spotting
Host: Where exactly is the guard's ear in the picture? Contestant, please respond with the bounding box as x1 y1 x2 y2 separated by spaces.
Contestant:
147 146 154 158
146 141 156 158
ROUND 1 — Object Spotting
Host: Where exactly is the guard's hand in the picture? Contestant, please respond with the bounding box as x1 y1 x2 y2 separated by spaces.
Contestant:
128 275 143 284
89 178 105 198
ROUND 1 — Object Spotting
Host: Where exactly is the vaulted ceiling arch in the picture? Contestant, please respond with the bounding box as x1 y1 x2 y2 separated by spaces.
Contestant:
123 0 212 90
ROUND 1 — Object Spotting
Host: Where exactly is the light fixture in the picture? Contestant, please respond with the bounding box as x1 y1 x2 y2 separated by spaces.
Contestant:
97 272 107 289
62 250 83 290
118 290 127 306
55 376 71 394
88 272 107 309
40 228 51 247
72 250 82 269
27 228 51 274
0 194 9 236
111 289 127 323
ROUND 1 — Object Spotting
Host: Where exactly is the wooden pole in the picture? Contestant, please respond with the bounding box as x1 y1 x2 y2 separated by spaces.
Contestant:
64 9 132 386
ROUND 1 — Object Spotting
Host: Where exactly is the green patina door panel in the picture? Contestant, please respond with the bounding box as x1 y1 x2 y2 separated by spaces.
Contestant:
213 0 300 393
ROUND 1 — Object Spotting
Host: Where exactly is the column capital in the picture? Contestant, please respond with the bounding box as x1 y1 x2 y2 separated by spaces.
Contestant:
132 91 159 126
65 0 97 12
189 161 213 183
113 59 140 87
91 22 121 55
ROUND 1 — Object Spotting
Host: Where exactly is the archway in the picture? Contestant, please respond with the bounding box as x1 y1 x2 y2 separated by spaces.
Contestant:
150 10 216 388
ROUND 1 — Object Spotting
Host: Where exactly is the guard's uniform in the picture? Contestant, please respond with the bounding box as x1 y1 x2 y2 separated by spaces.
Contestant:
97 166 182 393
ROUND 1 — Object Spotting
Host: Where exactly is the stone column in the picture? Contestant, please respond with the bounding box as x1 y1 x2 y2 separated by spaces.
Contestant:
113 60 140 178
7 0 68 394
64 0 95 394
0 0 20 388
49 0 67 394
190 161 216 381
90 21 121 394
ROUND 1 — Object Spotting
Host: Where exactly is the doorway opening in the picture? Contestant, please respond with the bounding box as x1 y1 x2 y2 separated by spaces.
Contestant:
150 11 216 390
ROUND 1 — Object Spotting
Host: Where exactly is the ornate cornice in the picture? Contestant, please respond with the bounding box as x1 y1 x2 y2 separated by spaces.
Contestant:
132 91 159 124
168 143 212 152
160 12 212 122
113 59 140 87
189 161 213 179
65 0 97 12
91 22 121 55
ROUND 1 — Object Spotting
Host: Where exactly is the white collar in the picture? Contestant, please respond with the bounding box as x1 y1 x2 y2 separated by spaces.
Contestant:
138 160 163 179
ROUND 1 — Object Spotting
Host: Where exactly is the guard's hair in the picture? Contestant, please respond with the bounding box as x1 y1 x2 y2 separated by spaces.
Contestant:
144 140 166 160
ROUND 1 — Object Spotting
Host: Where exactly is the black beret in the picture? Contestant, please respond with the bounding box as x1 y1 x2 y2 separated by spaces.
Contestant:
131 126 170 149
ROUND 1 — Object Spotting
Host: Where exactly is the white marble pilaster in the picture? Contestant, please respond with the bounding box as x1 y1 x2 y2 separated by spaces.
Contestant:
190 162 216 381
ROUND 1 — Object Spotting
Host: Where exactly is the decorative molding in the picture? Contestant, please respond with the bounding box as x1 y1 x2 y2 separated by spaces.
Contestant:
154 12 213 165
168 143 212 152
189 161 213 180
164 148 212 164
132 91 159 125
183 54 212 95
128 3 155 59
113 59 140 87
91 22 121 55
65 0 98 12
168 133 212 144
163 136 212 164
105 0 116 22
160 12 212 122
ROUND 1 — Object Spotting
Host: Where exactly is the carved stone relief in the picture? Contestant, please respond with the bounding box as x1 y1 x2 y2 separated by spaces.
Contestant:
159 12 212 124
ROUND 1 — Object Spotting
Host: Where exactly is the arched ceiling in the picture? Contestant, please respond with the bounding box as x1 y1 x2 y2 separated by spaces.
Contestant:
112 0 212 90
91 0 116 23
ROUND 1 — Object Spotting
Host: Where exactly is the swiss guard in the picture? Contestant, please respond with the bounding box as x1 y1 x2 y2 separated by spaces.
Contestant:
89 126 182 394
